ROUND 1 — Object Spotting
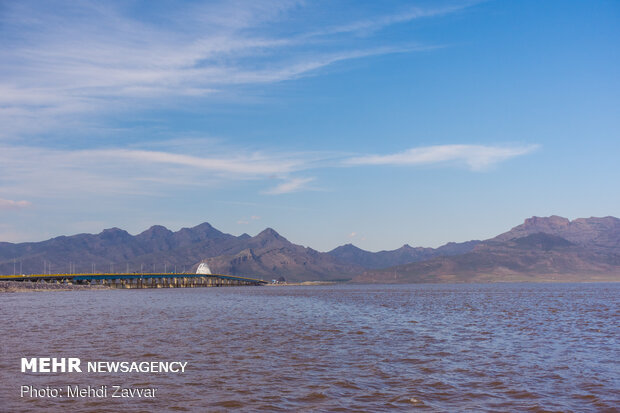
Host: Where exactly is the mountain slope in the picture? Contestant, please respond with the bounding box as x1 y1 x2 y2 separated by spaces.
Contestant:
202 228 362 282
0 224 362 281
355 217 620 283
492 216 620 249
0 222 241 275
328 240 480 269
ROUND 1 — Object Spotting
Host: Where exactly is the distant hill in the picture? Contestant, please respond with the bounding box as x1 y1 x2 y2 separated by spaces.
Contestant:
491 215 620 248
1 216 619 283
355 217 620 283
327 241 480 269
0 224 363 282
202 228 360 282
0 222 243 275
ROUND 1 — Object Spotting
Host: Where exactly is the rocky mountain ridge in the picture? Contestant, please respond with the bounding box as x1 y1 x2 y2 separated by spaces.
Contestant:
355 216 620 283
1 216 618 282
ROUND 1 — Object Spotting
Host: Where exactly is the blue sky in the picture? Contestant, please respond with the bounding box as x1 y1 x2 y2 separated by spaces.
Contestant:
1 0 618 251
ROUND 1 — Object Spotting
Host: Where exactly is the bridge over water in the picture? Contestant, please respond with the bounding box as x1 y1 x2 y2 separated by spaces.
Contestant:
0 273 267 288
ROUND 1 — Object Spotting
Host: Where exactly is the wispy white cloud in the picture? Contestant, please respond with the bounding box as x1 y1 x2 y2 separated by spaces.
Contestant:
308 3 476 38
0 1 471 139
263 177 315 195
0 142 538 202
0 143 315 198
100 149 301 176
345 144 539 170
0 198 32 210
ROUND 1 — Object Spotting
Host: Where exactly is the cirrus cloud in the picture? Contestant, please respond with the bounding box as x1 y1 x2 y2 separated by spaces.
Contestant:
345 144 539 171
263 177 315 195
0 142 539 202
0 0 473 140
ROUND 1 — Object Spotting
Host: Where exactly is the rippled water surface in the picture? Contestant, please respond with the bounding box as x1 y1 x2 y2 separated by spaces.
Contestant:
1 283 619 412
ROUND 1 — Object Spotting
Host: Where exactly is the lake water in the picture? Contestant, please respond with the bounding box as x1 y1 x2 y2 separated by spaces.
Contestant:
1 283 618 412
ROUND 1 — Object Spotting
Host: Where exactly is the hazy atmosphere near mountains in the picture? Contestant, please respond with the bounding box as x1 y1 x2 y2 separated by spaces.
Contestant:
1 0 619 252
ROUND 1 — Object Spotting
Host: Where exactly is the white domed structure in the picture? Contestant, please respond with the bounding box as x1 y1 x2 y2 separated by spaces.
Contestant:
196 262 212 275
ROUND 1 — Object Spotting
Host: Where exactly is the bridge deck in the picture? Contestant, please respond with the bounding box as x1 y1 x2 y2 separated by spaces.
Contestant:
0 273 266 285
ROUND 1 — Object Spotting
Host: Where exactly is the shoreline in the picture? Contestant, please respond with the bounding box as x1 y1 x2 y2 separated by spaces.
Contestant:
3 278 618 293
0 280 340 292
0 281 110 293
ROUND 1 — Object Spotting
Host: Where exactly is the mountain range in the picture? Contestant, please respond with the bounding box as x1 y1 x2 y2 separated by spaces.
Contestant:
356 216 620 283
1 215 619 283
